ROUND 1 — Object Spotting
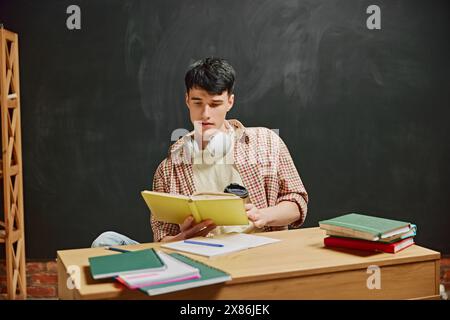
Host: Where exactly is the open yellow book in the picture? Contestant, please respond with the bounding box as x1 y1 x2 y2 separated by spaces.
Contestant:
141 191 249 226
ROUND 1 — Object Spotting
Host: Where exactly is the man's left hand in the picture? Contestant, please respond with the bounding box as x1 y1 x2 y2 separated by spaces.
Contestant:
245 203 272 228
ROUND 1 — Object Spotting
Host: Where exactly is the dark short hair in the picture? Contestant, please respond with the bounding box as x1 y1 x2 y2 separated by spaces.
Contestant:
185 57 236 95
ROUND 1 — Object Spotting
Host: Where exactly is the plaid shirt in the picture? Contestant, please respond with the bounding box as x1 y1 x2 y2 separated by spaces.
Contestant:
151 119 308 242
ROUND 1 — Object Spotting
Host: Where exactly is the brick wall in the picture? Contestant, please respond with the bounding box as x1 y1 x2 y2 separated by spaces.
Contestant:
1 256 450 299
440 255 450 298
0 259 58 299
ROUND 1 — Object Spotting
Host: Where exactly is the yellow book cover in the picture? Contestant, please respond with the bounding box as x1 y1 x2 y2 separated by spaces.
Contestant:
141 191 249 226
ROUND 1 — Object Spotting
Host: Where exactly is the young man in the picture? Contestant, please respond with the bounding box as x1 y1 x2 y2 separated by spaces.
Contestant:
91 57 308 247
151 57 308 242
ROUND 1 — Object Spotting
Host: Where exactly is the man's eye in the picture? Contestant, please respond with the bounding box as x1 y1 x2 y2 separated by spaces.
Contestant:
211 104 221 108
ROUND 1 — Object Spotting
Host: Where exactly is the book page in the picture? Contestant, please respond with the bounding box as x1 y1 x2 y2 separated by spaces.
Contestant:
213 233 281 248
161 233 281 258
191 192 239 200
162 238 246 257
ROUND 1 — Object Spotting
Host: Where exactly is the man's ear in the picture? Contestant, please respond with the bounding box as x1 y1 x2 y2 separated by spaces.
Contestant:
185 92 190 108
227 94 235 112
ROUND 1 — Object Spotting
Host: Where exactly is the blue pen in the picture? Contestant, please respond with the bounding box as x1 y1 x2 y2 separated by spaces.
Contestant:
184 240 224 247
105 247 131 253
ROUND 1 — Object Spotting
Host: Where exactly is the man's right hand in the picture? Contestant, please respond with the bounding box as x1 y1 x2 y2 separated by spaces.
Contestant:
160 216 216 242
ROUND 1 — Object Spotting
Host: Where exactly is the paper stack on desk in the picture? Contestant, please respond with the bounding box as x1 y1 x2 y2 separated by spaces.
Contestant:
88 249 231 296
139 253 231 296
161 233 281 257
115 251 201 289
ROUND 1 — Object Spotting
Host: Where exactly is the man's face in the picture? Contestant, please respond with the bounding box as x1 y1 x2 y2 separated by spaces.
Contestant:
185 87 234 136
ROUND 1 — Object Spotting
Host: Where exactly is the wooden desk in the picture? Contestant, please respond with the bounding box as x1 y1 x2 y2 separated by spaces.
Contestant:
57 227 440 300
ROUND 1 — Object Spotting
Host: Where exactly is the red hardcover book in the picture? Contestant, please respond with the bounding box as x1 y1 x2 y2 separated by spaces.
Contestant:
324 236 414 253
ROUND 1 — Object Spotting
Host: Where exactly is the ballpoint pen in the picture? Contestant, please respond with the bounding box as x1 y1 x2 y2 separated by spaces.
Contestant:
183 240 224 247
105 247 131 253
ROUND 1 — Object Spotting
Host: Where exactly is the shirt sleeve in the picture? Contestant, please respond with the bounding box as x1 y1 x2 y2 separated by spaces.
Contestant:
275 135 309 228
150 160 181 242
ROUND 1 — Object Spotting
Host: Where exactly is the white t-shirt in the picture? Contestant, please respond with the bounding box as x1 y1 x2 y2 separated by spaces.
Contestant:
192 126 255 235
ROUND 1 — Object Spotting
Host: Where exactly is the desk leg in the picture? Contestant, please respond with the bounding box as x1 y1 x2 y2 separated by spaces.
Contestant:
57 258 74 300
435 259 441 298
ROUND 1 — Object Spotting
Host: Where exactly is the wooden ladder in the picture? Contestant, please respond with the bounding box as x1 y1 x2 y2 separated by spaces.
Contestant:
0 26 27 300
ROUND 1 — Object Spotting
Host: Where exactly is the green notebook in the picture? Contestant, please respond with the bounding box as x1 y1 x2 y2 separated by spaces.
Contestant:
89 248 166 280
139 253 231 296
319 213 412 241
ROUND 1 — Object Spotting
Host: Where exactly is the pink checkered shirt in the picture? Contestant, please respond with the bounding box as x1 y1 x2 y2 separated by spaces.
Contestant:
151 119 308 241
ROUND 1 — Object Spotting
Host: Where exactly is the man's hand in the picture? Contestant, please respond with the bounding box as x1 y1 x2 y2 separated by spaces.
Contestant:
160 216 216 242
245 201 301 228
245 203 273 228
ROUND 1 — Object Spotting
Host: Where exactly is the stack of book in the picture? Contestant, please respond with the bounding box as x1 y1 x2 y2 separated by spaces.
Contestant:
319 213 417 253
88 248 231 296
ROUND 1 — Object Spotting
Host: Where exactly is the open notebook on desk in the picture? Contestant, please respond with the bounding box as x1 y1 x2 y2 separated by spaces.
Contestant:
161 233 280 258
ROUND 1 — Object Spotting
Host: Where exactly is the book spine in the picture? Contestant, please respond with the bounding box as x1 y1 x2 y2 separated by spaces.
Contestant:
187 200 202 223
324 237 395 253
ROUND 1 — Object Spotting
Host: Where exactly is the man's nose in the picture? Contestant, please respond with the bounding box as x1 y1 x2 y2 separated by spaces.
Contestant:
201 105 211 118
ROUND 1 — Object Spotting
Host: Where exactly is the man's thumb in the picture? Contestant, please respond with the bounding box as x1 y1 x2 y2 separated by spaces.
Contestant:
180 215 194 230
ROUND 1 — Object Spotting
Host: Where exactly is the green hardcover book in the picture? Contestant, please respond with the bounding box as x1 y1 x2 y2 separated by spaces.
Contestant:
379 224 417 243
319 213 412 241
139 253 231 296
89 248 166 280
326 224 417 243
